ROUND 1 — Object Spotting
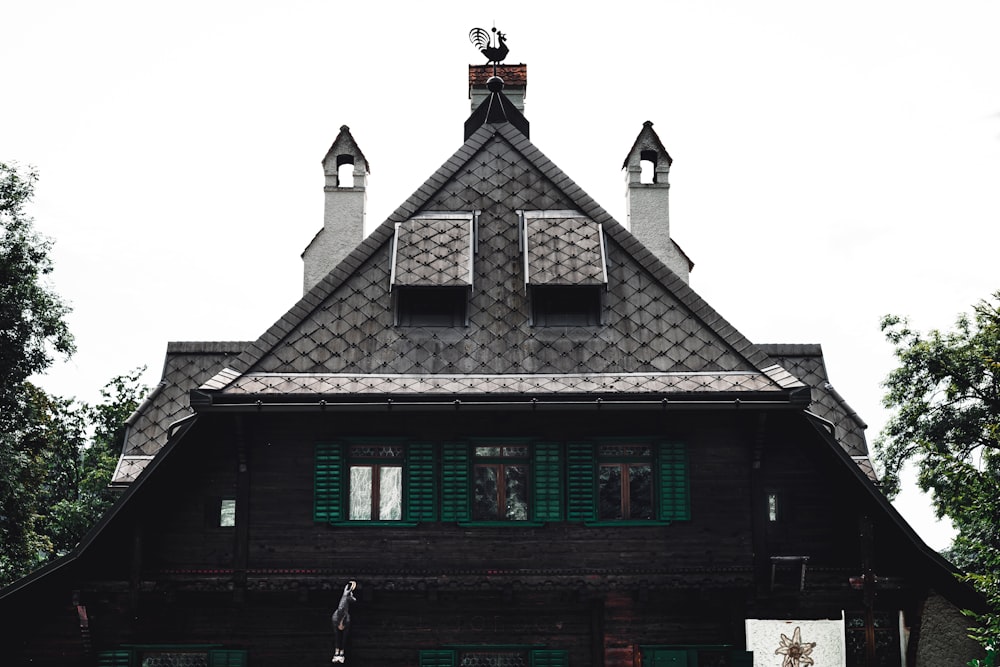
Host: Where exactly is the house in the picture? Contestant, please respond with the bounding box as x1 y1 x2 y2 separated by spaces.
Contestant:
0 56 986 667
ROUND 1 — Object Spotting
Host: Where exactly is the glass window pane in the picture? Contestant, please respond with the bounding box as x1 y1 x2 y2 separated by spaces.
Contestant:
350 445 404 458
379 466 403 520
501 446 529 458
475 446 501 457
629 463 653 519
598 444 652 458
141 653 209 667
598 464 623 520
473 465 500 520
505 464 528 520
349 466 373 520
219 498 236 527
768 492 782 522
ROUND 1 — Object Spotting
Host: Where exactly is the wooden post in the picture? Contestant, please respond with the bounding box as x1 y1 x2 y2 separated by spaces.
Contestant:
233 416 250 602
750 414 769 591
859 514 876 666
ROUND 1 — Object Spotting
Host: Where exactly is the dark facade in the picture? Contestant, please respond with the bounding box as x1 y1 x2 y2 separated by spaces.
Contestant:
0 64 985 667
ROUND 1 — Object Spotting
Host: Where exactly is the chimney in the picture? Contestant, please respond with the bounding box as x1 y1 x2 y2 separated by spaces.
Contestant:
302 125 368 294
624 121 692 282
469 64 526 113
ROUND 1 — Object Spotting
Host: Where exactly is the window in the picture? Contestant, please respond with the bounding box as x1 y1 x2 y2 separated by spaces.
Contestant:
597 444 654 520
440 441 560 524
396 286 468 327
390 213 476 326
419 648 567 667
640 646 753 667
530 285 602 326
348 444 404 521
767 492 780 522
314 441 436 524
472 445 530 521
520 211 607 326
568 441 690 523
97 648 247 667
219 498 236 527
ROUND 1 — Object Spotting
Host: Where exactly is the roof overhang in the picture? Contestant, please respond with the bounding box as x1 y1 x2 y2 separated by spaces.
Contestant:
190 370 811 412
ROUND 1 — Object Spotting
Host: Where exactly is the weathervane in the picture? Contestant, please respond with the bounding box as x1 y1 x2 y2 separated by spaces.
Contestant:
469 25 509 77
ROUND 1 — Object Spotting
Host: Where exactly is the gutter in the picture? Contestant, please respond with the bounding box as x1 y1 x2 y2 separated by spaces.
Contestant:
190 389 813 412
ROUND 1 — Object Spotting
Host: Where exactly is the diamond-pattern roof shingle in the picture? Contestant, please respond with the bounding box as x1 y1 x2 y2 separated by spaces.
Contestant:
524 212 606 285
392 215 474 287
216 371 777 396
112 341 248 484
759 343 875 480
237 127 780 381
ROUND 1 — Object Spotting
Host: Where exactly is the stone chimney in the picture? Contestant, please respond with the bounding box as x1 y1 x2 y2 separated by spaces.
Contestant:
469 64 526 113
302 125 368 293
624 121 692 282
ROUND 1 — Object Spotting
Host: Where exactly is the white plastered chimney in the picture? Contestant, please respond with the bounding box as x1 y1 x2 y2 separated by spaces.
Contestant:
302 125 368 294
624 121 692 283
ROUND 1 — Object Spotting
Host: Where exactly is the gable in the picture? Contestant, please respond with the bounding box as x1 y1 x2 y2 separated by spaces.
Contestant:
238 131 766 379
112 341 247 485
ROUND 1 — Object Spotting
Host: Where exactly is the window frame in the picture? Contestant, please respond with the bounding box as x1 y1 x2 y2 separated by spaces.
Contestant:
568 439 690 525
596 443 655 521
314 440 428 527
347 444 405 521
471 443 532 522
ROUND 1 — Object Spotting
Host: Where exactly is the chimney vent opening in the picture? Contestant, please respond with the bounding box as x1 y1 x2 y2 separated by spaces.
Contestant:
336 154 355 187
639 150 658 184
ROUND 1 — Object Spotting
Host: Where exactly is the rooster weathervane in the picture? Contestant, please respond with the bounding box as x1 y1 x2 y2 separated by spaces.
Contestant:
469 26 509 76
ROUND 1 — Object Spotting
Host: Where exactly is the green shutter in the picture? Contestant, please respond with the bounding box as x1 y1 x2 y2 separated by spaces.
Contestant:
407 441 436 522
567 442 596 521
314 442 343 522
210 650 248 667
658 442 690 521
729 650 753 666
440 443 469 522
420 649 457 667
96 651 131 667
532 441 562 522
530 649 568 667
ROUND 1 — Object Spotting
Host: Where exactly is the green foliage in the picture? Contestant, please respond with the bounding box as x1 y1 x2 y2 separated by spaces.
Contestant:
0 160 149 587
0 161 77 585
877 292 1000 661
0 370 147 587
0 162 74 408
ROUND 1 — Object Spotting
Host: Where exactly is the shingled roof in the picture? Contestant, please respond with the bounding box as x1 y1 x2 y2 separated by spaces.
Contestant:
116 88 884 483
112 341 248 485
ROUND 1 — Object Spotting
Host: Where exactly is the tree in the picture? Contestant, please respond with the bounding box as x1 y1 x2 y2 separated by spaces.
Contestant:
45 368 148 556
0 162 76 584
0 162 74 407
877 292 1000 664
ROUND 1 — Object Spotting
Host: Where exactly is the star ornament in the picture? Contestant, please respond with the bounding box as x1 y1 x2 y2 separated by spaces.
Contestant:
774 626 817 667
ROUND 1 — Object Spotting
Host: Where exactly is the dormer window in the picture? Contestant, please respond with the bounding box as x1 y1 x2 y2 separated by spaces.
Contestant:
520 210 607 326
390 212 477 326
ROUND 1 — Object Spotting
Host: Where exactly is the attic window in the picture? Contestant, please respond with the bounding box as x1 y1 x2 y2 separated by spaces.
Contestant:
521 210 607 326
396 286 467 327
390 212 477 326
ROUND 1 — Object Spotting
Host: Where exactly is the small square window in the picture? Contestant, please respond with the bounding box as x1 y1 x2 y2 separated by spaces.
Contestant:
219 498 236 527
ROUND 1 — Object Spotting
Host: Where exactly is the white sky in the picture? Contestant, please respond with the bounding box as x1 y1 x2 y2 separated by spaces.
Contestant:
4 1 999 551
